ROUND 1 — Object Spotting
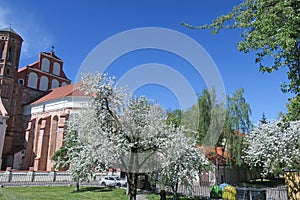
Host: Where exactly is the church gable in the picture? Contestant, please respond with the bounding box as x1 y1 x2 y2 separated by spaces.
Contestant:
17 51 71 93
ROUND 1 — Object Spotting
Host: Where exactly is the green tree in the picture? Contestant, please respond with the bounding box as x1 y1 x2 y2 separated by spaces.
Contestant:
166 109 182 128
181 88 251 166
283 95 300 121
183 0 300 94
222 88 252 166
181 89 219 145
197 89 214 144
259 113 268 124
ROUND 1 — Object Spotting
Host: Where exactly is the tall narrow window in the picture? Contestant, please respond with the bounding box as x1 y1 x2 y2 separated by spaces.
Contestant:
39 76 49 91
53 62 60 76
28 72 38 89
41 58 50 72
7 47 12 61
51 79 59 89
0 45 4 60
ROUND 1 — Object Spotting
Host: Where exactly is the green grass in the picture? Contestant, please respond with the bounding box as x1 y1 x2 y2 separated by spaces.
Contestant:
0 186 128 200
146 193 203 200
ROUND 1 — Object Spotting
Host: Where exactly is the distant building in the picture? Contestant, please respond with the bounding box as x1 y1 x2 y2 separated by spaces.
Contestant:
198 146 255 185
0 27 87 171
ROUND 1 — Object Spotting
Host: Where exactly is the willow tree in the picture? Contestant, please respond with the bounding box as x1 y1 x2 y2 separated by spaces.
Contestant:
222 88 252 167
183 0 300 94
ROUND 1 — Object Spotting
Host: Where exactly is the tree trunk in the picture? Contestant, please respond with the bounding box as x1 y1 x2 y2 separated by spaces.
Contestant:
160 189 166 200
76 181 80 192
172 182 179 200
127 172 138 200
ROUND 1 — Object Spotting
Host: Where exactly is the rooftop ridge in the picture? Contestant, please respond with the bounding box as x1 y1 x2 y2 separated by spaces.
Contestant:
0 26 20 35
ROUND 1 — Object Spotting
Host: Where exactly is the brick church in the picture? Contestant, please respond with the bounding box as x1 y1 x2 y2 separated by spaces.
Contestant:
0 27 88 171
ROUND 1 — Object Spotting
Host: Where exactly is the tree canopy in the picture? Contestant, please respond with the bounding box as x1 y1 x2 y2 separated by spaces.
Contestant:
244 120 300 176
283 95 300 121
183 0 300 94
53 73 206 200
180 88 252 166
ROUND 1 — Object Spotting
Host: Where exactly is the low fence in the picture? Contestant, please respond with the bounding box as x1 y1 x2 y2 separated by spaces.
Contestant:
156 182 211 199
266 186 288 200
156 182 288 200
0 171 289 199
0 170 108 186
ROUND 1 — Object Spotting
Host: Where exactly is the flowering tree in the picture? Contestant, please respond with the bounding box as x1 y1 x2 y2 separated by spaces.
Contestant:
244 120 300 177
53 72 209 199
58 73 174 200
159 125 209 200
52 118 102 192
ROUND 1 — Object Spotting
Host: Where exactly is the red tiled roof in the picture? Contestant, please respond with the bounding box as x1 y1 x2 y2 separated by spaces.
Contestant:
18 61 39 73
197 145 232 166
30 82 88 104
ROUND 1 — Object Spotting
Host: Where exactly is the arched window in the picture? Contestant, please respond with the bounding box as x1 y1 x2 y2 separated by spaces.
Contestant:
28 72 38 89
61 82 68 86
53 62 60 76
41 58 50 72
39 76 49 91
51 79 59 89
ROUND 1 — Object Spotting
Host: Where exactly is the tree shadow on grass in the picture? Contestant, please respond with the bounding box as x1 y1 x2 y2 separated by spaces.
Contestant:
72 187 113 193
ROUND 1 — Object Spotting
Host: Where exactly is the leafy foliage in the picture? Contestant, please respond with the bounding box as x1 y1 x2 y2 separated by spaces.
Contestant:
181 88 224 145
166 109 182 128
196 89 215 144
283 95 300 121
183 0 300 94
181 88 252 167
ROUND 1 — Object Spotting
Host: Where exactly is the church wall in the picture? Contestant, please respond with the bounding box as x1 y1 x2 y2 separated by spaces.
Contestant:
27 111 69 171
22 96 89 171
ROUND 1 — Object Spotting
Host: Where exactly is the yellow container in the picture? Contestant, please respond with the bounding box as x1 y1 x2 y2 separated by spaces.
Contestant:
222 185 237 200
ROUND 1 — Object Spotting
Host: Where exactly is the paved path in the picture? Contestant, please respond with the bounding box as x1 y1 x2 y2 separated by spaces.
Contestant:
136 193 148 200
136 190 152 200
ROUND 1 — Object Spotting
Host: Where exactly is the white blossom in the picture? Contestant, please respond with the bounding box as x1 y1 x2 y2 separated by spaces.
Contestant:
58 73 208 200
244 120 300 177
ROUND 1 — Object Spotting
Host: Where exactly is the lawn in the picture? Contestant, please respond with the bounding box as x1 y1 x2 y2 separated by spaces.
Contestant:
146 193 203 200
0 186 128 200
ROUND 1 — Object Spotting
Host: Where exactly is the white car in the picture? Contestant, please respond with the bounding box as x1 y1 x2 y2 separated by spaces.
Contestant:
99 176 127 187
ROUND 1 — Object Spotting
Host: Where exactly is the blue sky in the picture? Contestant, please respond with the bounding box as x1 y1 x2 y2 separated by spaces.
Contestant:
0 0 293 124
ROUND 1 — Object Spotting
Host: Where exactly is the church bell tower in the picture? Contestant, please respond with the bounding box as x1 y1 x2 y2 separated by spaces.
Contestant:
0 27 23 169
